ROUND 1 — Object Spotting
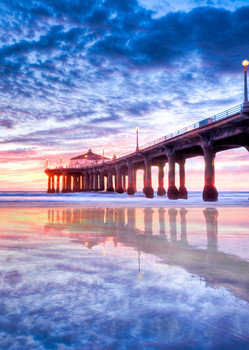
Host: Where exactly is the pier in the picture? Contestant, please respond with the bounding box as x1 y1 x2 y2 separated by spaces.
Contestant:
45 62 249 201
45 104 249 201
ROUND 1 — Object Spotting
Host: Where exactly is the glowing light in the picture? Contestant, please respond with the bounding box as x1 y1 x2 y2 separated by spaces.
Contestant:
138 273 142 279
85 155 88 158
85 241 89 247
242 59 249 67
136 127 139 132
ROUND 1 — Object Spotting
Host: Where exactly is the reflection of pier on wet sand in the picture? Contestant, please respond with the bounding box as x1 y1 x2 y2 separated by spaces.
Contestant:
44 207 249 302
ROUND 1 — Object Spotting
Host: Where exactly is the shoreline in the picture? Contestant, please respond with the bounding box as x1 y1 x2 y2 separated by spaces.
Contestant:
0 191 248 208
0 201 248 209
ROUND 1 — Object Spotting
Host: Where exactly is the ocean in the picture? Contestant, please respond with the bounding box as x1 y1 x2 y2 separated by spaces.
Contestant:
0 191 249 349
0 190 248 206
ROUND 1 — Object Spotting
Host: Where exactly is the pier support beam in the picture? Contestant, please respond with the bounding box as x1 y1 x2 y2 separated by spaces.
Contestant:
202 141 218 201
143 158 154 198
89 171 93 191
157 163 166 196
56 175 60 193
122 174 126 191
51 176 55 193
67 175 72 192
133 169 137 192
73 175 77 192
178 158 188 199
127 162 135 195
166 150 179 200
99 170 104 191
80 174 84 191
107 171 114 192
115 165 124 193
77 176 81 191
114 173 117 192
47 176 52 193
84 172 89 191
94 172 99 191
61 175 67 193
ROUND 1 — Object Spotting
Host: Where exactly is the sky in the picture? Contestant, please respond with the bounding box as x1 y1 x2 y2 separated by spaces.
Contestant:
0 0 248 191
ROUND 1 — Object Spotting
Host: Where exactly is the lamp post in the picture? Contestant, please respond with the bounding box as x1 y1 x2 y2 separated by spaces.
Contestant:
102 147 105 164
136 127 139 152
242 59 249 110
44 159 48 170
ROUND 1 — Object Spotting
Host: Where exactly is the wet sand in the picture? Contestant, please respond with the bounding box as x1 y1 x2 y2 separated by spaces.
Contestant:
0 197 249 349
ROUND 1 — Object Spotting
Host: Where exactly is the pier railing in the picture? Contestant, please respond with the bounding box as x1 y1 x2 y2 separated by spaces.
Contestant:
117 103 242 159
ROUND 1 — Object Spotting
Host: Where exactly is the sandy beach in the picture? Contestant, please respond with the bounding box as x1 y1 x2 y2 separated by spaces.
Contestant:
0 192 249 348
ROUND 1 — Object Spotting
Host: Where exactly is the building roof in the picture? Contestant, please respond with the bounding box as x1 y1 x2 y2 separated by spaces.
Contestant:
70 149 109 160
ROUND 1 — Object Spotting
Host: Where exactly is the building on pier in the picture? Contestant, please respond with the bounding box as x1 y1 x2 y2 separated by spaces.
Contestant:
70 148 109 167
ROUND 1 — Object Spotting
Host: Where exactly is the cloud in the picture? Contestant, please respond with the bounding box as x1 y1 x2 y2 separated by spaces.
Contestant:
2 1 248 75
0 148 38 160
0 0 248 181
0 118 14 129
87 4 249 73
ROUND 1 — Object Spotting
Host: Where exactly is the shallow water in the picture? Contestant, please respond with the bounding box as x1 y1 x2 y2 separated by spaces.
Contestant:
1 204 249 349
0 190 248 207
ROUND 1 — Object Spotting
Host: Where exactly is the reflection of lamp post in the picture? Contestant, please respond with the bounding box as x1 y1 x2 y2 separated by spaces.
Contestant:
136 127 139 152
103 241 106 256
242 59 249 110
102 147 105 164
138 250 142 279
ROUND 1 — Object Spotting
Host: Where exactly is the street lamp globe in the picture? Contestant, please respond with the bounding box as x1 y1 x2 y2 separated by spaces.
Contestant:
242 59 249 67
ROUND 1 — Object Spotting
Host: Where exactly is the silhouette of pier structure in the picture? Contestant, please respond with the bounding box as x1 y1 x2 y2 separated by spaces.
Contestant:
45 62 249 201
